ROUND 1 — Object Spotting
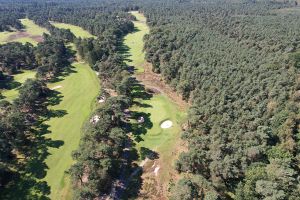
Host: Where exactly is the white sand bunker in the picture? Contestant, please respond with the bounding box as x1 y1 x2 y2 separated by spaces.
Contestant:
51 85 62 90
160 120 173 129
154 166 160 176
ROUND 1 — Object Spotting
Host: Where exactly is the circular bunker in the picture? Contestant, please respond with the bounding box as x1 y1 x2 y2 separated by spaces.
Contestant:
160 120 173 129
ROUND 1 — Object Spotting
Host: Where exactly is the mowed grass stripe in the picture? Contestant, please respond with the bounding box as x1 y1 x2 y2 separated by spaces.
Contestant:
45 62 99 200
123 11 150 73
42 24 98 199
50 22 96 38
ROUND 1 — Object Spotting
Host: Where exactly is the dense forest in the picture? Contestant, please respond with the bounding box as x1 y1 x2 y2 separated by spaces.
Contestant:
141 0 300 199
1 0 300 199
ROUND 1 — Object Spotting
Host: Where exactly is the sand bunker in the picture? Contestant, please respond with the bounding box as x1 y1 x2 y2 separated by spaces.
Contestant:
160 120 173 129
51 85 62 90
154 166 160 176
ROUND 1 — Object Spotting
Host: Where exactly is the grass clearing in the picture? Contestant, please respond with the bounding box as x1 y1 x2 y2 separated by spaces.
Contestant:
123 11 149 73
50 22 96 38
0 19 49 45
1 70 36 101
44 61 99 200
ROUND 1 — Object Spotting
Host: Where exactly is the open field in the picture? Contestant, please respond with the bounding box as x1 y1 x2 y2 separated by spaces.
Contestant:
44 61 99 199
50 22 95 38
123 11 150 73
0 19 49 45
2 70 36 101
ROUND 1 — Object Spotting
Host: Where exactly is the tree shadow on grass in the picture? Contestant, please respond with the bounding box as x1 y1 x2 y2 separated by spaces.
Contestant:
117 26 141 64
0 119 64 200
47 64 77 83
140 147 159 160
131 82 153 100
128 111 153 144
0 172 51 200
46 90 63 106
132 100 153 108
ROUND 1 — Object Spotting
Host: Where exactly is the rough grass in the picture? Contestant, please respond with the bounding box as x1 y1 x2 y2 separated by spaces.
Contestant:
123 11 149 73
44 61 99 200
2 70 36 101
50 22 95 38
0 19 49 45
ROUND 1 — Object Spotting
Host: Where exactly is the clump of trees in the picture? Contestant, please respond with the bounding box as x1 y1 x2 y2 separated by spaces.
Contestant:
0 79 51 198
35 36 70 80
0 13 24 31
0 43 36 74
0 37 70 81
69 95 131 199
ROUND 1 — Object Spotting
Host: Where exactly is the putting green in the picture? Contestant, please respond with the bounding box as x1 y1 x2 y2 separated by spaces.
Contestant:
1 70 36 101
50 22 96 38
132 94 186 168
44 61 99 199
123 11 150 73
0 19 49 45
127 12 187 182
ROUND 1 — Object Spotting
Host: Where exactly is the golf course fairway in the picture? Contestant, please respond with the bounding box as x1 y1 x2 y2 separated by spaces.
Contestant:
126 12 187 187
123 11 150 73
44 61 99 199
51 22 95 38
0 19 49 45
42 25 99 199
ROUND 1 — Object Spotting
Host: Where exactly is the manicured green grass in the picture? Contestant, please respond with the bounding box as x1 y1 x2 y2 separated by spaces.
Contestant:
21 19 49 35
44 61 99 200
125 12 187 183
0 19 49 45
132 94 186 165
50 22 95 38
2 70 36 101
42 23 98 200
123 11 149 73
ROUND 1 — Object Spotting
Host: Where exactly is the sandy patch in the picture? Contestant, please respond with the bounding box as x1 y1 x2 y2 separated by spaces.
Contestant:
139 158 149 167
160 120 173 129
90 115 100 124
154 166 160 176
51 85 62 90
